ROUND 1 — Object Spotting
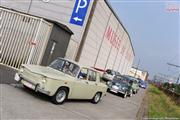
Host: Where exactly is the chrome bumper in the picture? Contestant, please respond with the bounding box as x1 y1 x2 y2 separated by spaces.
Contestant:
109 87 126 94
16 73 50 95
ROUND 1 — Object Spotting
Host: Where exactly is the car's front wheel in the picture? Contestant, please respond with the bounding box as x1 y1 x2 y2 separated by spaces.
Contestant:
92 92 101 104
123 92 127 98
52 88 68 105
133 90 136 94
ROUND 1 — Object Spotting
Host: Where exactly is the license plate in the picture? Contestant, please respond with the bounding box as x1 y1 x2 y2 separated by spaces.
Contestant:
112 85 119 89
22 81 35 89
14 73 20 81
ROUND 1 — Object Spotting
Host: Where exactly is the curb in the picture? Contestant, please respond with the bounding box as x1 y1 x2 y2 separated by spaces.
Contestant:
136 89 148 120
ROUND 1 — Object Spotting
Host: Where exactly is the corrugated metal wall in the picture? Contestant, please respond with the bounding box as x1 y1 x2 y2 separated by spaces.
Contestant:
0 0 94 60
78 1 134 75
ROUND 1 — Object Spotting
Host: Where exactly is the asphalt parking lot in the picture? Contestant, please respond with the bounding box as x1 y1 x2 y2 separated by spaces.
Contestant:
0 64 146 120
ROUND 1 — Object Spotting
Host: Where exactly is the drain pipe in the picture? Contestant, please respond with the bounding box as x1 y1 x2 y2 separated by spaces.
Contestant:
75 0 98 62
27 0 33 14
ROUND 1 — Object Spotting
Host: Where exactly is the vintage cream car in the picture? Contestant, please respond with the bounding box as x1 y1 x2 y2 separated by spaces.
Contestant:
14 58 107 104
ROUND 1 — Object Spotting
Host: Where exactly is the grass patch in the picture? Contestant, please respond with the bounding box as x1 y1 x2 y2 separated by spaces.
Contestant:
148 84 180 119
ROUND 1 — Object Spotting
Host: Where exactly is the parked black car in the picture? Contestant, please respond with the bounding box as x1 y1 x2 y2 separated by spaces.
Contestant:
139 80 148 89
123 75 140 94
107 75 133 98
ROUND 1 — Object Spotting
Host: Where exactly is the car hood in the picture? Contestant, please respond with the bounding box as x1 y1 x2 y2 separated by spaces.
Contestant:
112 81 129 88
22 64 71 80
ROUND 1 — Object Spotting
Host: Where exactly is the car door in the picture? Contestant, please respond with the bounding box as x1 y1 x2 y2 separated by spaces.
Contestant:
86 70 99 99
70 68 91 99
134 80 139 90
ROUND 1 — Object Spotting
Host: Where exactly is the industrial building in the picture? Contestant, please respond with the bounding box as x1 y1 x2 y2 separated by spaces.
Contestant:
0 0 135 75
129 67 149 81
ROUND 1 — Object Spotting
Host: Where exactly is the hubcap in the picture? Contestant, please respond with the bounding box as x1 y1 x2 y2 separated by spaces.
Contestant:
94 93 100 102
56 90 66 103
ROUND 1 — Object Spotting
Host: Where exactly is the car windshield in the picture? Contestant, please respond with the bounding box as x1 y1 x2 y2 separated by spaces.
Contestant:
124 76 137 82
141 80 147 84
113 75 129 85
49 58 80 77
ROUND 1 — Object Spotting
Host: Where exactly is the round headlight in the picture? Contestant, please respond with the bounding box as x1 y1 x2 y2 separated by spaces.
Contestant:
19 66 24 72
107 81 112 86
42 76 47 83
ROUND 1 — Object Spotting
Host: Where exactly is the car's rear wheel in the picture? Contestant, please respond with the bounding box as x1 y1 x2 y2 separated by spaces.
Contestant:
135 90 138 94
133 90 136 94
92 92 101 104
129 90 133 97
52 88 68 105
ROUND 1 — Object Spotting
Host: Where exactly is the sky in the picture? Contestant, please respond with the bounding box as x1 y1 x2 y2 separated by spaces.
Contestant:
109 0 179 79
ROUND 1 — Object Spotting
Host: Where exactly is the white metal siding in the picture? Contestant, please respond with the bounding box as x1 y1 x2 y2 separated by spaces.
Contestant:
0 0 31 13
112 26 125 71
0 0 93 60
0 8 52 68
79 1 112 67
79 0 134 75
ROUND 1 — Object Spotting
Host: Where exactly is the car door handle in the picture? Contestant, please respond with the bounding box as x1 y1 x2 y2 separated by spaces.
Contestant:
85 81 89 84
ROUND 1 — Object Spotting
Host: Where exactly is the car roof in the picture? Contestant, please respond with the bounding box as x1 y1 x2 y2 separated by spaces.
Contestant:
58 57 100 73
84 67 101 73
92 67 106 72
123 75 138 81
58 57 81 66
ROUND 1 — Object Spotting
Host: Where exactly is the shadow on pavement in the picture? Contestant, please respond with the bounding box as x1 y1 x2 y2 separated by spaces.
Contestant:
0 64 18 84
12 83 92 104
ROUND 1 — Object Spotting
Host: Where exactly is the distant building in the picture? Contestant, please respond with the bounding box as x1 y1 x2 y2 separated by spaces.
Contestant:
128 67 149 81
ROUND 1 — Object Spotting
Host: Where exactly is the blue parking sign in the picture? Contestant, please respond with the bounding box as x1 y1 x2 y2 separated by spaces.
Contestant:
70 0 91 26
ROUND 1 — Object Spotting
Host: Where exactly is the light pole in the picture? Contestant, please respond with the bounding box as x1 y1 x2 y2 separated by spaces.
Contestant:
134 59 140 78
167 63 180 84
176 74 180 84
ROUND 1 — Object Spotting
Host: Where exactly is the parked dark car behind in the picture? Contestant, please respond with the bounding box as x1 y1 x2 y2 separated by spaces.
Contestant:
123 75 140 94
139 80 148 89
107 75 133 98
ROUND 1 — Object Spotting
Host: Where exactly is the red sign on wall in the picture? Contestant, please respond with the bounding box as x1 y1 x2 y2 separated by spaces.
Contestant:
105 25 133 62
105 26 122 50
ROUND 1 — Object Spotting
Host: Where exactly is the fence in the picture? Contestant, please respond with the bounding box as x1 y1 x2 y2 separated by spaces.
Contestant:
0 7 53 69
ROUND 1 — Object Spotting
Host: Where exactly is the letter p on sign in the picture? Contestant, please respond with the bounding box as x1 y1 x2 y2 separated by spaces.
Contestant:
70 0 91 26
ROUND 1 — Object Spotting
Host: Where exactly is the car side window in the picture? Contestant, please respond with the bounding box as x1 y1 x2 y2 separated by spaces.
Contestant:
112 71 116 75
129 80 133 85
134 80 137 84
106 70 111 74
88 70 96 82
78 68 88 80
49 59 65 70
